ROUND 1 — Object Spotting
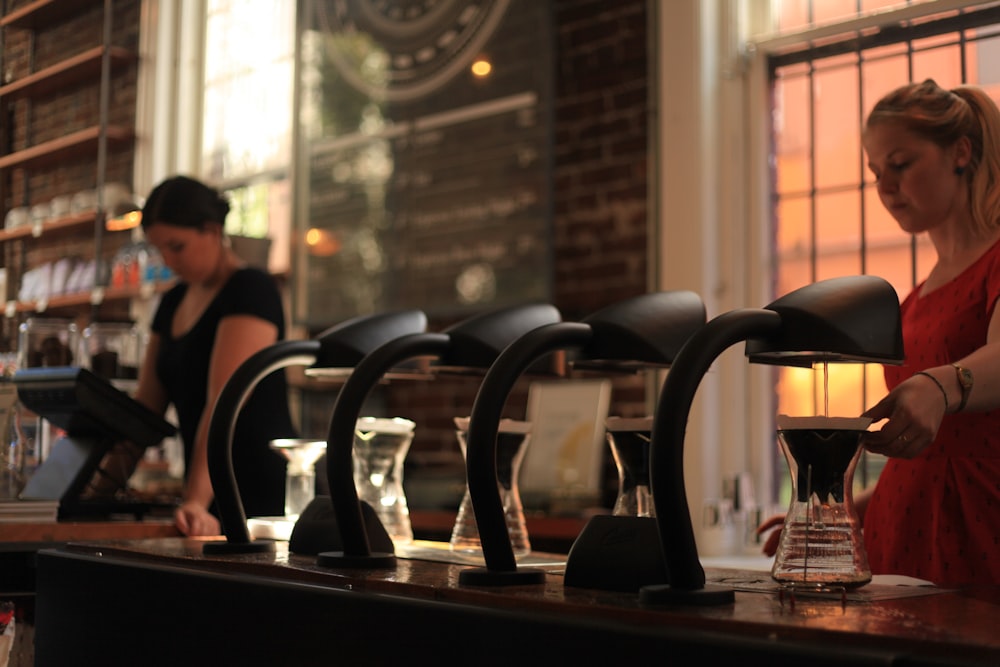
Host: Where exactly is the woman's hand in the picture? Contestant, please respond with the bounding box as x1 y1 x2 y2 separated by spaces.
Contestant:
756 514 785 556
860 371 947 459
175 501 220 536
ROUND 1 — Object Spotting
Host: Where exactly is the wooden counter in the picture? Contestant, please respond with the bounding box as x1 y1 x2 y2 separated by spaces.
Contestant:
32 536 1000 667
0 519 180 594
0 520 180 546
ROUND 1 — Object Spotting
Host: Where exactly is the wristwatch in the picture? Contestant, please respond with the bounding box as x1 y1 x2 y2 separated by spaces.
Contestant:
952 363 973 412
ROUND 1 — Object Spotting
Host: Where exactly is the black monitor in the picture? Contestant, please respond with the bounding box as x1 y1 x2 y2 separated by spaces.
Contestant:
13 366 176 508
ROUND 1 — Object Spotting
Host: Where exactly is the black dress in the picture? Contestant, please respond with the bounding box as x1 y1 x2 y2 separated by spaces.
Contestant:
152 268 296 517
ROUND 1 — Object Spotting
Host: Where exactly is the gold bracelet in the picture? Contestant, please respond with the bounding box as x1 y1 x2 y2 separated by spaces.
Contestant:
914 371 949 413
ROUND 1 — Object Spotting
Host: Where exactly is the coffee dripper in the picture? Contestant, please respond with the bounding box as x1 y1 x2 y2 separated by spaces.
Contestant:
771 415 872 588
269 439 327 519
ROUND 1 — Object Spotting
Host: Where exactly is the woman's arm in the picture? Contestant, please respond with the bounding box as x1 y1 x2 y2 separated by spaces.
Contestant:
134 333 169 415
174 314 279 536
862 304 1000 459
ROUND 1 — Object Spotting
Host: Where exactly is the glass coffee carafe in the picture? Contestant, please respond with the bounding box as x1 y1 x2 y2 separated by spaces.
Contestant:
605 416 654 517
771 415 872 588
352 417 415 545
450 417 532 556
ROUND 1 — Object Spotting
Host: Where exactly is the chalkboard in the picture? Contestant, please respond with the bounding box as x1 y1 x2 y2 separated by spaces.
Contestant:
295 0 553 326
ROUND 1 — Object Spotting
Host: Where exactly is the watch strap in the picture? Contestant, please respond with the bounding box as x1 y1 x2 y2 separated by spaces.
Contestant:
952 363 973 412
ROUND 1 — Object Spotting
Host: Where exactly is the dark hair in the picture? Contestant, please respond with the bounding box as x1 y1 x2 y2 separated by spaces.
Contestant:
141 175 230 230
865 78 1000 236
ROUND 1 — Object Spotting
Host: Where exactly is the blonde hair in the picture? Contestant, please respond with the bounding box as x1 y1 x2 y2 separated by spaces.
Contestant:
865 79 1000 238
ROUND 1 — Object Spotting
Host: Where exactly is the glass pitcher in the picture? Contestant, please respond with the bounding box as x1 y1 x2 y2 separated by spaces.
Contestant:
450 417 532 556
771 415 872 588
605 416 654 517
352 417 415 545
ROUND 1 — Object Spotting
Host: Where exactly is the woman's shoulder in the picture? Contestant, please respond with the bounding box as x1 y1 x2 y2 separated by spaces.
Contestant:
968 235 1000 281
218 267 283 320
984 234 1000 261
221 267 280 297
228 266 277 287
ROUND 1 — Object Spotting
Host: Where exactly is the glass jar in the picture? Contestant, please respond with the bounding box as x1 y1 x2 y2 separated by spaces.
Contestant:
17 318 78 369
79 322 143 381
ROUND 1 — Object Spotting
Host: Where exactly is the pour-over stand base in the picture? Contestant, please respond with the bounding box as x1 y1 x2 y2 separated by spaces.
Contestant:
459 566 547 586
638 583 735 606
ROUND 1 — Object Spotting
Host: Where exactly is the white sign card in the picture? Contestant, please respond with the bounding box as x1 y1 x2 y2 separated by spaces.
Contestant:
520 379 612 501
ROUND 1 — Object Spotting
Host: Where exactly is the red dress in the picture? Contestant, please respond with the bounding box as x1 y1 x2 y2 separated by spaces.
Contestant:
864 238 1000 585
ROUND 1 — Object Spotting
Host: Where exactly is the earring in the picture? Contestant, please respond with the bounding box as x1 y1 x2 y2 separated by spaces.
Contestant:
955 165 966 175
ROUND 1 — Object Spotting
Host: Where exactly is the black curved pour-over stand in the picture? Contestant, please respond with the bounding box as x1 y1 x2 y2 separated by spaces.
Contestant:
460 291 706 587
461 322 590 586
640 276 903 605
317 332 452 569
203 310 429 556
316 304 562 570
205 340 320 555
641 310 780 603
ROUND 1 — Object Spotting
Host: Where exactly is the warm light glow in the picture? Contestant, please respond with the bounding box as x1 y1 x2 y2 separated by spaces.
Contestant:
471 58 492 77
105 210 142 231
305 227 341 257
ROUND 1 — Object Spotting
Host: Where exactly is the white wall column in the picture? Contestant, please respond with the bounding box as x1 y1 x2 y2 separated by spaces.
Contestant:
654 0 766 552
134 0 206 195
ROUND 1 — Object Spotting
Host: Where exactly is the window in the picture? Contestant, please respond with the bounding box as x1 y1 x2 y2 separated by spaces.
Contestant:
200 0 296 273
761 1 1000 490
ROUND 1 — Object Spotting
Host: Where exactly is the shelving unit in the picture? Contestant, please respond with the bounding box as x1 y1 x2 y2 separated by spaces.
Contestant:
0 0 144 345
6 280 175 316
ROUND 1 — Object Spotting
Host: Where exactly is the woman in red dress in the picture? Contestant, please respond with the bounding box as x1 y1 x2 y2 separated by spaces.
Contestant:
760 79 1000 586
856 79 1000 586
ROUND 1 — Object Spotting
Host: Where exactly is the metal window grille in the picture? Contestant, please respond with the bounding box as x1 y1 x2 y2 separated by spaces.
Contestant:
767 3 1000 489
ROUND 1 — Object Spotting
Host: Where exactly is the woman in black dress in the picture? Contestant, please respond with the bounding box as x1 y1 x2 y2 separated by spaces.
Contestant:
135 175 295 535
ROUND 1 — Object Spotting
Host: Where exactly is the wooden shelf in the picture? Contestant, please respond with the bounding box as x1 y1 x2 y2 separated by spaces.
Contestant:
0 124 133 170
9 280 175 315
0 46 135 102
0 0 97 29
0 211 96 241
